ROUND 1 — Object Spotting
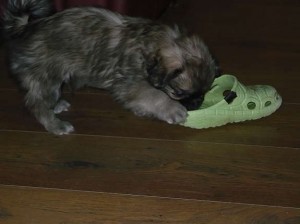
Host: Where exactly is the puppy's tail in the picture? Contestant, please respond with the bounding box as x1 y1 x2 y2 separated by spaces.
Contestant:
2 0 54 38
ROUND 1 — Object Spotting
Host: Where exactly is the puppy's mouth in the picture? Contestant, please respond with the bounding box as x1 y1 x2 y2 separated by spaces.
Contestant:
164 86 189 100
168 92 184 100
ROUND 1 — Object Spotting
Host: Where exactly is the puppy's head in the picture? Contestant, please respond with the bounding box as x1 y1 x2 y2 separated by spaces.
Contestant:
147 35 219 110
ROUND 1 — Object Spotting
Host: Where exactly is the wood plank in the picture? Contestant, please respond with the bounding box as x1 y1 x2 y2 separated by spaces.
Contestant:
163 0 300 45
0 131 299 207
0 185 300 224
162 0 300 51
0 90 299 148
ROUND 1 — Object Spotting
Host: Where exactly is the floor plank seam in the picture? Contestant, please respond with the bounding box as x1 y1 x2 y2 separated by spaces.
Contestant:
1 184 299 210
0 129 299 150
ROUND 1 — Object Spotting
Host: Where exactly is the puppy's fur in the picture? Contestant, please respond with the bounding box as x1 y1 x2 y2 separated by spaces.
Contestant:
3 0 218 135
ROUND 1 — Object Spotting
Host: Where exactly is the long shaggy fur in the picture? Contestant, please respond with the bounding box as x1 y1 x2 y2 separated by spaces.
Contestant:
3 0 218 135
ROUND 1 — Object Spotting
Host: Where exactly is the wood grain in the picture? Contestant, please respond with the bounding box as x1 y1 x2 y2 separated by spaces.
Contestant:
0 185 300 224
0 131 299 207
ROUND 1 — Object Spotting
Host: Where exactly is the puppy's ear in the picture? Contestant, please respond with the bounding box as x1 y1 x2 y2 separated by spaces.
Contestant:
146 53 159 76
146 53 169 88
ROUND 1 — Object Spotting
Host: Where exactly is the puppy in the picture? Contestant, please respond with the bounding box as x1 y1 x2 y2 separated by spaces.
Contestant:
3 0 218 135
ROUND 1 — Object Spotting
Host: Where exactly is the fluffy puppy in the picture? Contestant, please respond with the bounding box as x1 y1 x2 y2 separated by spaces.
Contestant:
3 0 218 135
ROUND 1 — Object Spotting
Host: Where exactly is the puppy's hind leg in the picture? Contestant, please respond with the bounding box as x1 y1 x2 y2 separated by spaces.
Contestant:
25 86 74 135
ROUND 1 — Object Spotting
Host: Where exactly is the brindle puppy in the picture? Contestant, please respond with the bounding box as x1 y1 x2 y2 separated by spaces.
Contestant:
3 0 218 135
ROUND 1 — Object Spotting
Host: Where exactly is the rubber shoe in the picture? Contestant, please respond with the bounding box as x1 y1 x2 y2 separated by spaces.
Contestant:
182 74 282 129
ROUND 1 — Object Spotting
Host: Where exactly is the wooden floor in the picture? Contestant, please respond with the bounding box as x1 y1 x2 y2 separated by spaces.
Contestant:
0 0 300 223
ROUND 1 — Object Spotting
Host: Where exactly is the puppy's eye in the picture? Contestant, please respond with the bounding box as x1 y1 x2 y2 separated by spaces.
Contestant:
166 68 184 83
173 68 183 77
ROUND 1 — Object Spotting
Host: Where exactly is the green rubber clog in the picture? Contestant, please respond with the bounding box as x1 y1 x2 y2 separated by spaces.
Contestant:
182 74 282 129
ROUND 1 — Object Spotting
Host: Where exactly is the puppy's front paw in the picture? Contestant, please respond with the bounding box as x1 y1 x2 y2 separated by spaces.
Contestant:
125 85 188 124
46 120 75 135
159 100 188 124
